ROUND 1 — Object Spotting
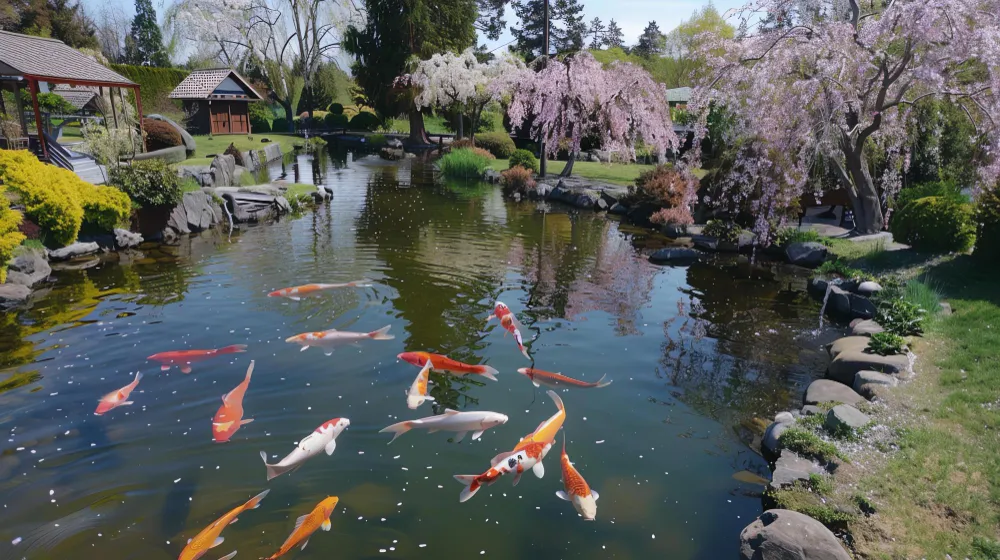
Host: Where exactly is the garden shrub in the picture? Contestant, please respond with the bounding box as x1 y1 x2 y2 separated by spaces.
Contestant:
891 196 976 253
108 159 182 208
438 148 492 179
451 138 475 151
0 185 25 284
473 132 516 159
369 134 388 147
627 164 690 208
349 112 381 132
324 112 349 130
470 147 495 161
248 102 272 133
509 149 538 173
874 296 925 336
500 166 536 196
272 117 290 133
143 119 182 152
650 207 694 226
895 179 965 210
974 185 1000 263
703 220 745 244
0 150 130 246
328 103 344 115
866 332 908 356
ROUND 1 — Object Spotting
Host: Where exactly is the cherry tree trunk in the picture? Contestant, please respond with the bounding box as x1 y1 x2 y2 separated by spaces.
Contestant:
408 110 429 145
560 151 577 178
844 150 884 235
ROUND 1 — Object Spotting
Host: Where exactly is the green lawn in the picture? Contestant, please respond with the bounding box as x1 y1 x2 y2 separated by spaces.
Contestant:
182 133 298 167
488 159 665 187
385 114 505 135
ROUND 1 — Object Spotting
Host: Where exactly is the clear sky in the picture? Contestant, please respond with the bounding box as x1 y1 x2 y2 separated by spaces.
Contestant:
80 0 744 61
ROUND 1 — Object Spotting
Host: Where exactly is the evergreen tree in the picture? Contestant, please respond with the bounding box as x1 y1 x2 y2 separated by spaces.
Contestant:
511 0 589 60
632 20 665 58
126 0 168 66
587 17 605 49
554 0 586 53
605 19 624 48
2 0 97 48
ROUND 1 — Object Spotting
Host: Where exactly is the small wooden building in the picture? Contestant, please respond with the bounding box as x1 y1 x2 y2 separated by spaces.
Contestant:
169 69 262 135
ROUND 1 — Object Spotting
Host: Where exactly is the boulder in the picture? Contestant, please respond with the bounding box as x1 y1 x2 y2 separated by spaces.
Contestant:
825 404 870 433
827 336 871 359
274 196 292 215
825 285 876 322
649 247 702 265
769 450 826 491
114 228 143 249
854 370 897 399
662 224 689 238
786 242 828 268
387 138 403 149
182 191 220 232
573 192 597 209
740 509 852 560
807 277 830 301
5 249 50 287
940 302 953 315
625 202 659 227
483 169 501 183
762 412 795 457
857 281 883 296
850 319 884 336
600 190 619 208
263 143 282 162
0 283 31 307
595 198 609 211
609 202 627 215
210 154 237 187
827 351 910 385
165 202 191 235
803 379 865 407
147 114 196 154
535 183 553 199
48 242 100 261
800 405 824 416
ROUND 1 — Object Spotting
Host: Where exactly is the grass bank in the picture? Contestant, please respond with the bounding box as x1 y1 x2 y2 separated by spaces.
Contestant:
488 159 658 187
182 134 298 167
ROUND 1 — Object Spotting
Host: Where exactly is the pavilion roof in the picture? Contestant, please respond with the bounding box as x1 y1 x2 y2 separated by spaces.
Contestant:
0 30 135 87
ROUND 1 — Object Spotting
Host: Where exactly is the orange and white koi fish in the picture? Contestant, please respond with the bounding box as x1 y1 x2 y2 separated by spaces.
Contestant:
285 325 394 356
406 360 435 409
556 436 599 520
510 389 565 453
95 372 142 415
264 496 340 559
517 367 611 389
485 301 523 330
268 281 373 301
454 440 553 502
147 345 247 374
397 351 499 382
177 489 269 560
259 418 350 481
212 361 254 443
500 314 530 359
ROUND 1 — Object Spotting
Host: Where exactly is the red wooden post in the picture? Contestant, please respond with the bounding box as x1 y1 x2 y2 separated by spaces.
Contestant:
27 78 47 159
133 86 145 153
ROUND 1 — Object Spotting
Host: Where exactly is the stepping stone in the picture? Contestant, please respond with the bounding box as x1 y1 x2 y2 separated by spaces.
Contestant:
828 351 909 385
828 336 870 359
804 379 865 407
769 449 826 491
854 370 898 400
762 412 795 456
740 509 852 560
850 319 884 336
825 404 870 434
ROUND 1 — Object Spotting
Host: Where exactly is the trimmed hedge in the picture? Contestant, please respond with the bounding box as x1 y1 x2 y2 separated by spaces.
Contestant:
509 149 538 173
0 150 131 246
109 64 189 110
892 196 976 253
474 132 516 159
349 112 381 131
143 118 182 151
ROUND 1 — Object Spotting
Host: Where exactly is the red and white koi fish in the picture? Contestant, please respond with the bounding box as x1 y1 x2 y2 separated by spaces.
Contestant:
95 372 142 415
268 281 373 301
177 489 269 560
406 360 435 409
453 440 553 502
264 496 339 559
398 351 499 382
556 436 599 520
259 418 350 481
485 301 523 330
285 325 394 355
500 314 530 359
517 367 611 389
212 361 254 443
147 345 247 374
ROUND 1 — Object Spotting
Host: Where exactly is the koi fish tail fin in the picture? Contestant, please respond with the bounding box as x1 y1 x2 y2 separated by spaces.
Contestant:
547 390 565 412
368 325 394 340
259 451 295 481
132 371 144 386
477 365 499 382
244 360 255 382
453 475 481 503
379 420 412 444
244 488 270 510
219 344 249 355
349 279 374 288
595 374 612 388
217 552 237 560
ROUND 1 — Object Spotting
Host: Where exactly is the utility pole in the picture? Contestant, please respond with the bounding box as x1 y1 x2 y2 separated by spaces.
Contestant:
539 0 549 177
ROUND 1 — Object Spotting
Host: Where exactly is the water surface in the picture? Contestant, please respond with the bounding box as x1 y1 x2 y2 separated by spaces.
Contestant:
0 149 836 559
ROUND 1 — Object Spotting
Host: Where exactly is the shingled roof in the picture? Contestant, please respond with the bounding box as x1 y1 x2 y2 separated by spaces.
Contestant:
169 69 262 100
0 30 134 86
52 85 99 110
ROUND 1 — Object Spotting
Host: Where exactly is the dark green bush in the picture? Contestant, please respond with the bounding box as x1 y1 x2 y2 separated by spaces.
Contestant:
108 159 182 208
324 112 349 129
703 220 745 244
891 196 976 253
328 103 344 115
975 186 1000 263
474 132 516 159
248 102 272 133
142 119 182 151
895 180 965 210
509 149 538 173
272 117 290 133
349 112 381 132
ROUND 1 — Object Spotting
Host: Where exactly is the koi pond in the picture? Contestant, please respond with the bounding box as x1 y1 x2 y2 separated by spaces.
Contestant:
0 148 840 559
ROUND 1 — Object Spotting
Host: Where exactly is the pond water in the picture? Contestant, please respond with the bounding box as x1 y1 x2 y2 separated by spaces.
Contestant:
0 148 838 560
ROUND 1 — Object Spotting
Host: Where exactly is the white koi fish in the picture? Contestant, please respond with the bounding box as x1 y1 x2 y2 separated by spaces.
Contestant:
259 418 350 481
285 325 394 355
406 360 435 410
379 410 509 444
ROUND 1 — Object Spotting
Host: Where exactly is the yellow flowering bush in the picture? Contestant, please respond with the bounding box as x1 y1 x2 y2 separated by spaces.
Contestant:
0 150 131 247
0 199 25 284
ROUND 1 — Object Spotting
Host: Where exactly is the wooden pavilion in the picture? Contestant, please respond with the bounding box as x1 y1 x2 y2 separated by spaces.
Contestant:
0 30 143 162
169 69 262 135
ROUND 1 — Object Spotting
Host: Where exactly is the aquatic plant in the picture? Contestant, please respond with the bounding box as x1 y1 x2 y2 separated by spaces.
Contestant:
438 148 492 179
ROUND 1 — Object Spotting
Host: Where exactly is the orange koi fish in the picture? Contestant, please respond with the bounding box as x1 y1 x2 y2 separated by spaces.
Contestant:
177 489 269 560
148 345 247 374
212 361 254 443
517 367 611 389
511 389 565 453
556 436 599 520
264 496 340 559
406 360 435 409
454 440 553 502
268 281 372 300
397 351 499 382
95 372 142 415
